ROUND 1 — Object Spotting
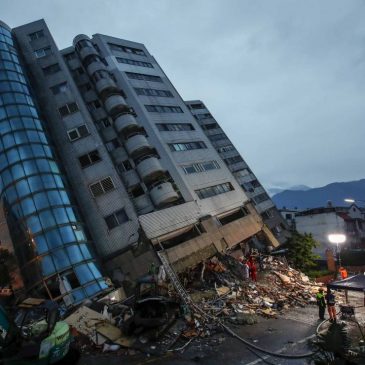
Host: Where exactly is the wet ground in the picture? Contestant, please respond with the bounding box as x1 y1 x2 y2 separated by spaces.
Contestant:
78 292 365 365
78 305 320 365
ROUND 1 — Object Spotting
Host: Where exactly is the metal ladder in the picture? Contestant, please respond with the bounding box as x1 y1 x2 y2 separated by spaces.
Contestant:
157 251 192 305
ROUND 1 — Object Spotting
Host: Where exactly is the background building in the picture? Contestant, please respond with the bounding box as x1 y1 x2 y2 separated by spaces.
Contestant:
2 18 286 300
280 204 365 258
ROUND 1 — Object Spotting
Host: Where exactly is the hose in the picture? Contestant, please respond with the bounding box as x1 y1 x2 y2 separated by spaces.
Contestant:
190 300 317 359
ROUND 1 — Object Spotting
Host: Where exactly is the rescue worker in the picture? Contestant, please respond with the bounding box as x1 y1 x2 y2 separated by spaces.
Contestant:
326 288 337 323
339 267 348 280
316 288 326 320
248 257 257 282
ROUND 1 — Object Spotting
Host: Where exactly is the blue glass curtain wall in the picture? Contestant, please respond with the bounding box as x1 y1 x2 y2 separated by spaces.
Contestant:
0 23 108 305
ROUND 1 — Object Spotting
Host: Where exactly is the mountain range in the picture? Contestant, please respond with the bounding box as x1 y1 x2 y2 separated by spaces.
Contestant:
272 179 365 210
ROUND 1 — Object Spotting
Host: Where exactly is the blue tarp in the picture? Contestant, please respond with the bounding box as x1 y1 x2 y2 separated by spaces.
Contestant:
328 274 365 292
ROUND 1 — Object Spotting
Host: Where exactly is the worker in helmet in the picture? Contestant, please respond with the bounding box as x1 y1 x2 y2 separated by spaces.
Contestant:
339 267 348 280
316 288 326 320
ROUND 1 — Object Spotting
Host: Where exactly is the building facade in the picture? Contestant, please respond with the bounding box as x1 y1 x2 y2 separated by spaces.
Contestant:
2 18 284 301
185 100 290 244
0 20 108 306
281 204 365 258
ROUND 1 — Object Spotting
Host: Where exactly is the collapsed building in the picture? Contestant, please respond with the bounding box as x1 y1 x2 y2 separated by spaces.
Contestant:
0 19 289 307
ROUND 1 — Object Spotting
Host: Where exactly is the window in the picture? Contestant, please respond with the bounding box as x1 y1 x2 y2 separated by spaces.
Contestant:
109 43 146 56
135 88 173 97
50 82 67 95
253 193 270 204
64 52 76 61
217 145 235 153
75 39 93 51
34 46 52 58
195 182 234 199
194 113 212 120
169 141 207 152
28 30 44 41
117 160 133 172
79 83 92 93
224 156 244 165
209 133 227 142
105 138 121 152
94 118 111 130
145 105 183 113
78 150 101 168
67 124 89 141
156 123 194 131
182 160 220 174
242 182 254 193
42 63 61 75
129 184 144 198
72 67 84 76
251 180 261 188
126 72 162 82
58 102 79 117
87 100 102 112
116 57 153 68
188 103 205 110
89 176 115 197
91 70 110 82
104 208 129 230
201 122 219 130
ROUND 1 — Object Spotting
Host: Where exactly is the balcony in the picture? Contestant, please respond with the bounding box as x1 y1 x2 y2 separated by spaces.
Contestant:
125 134 151 157
121 169 140 188
95 78 118 98
87 61 106 76
114 114 139 137
79 46 98 60
150 182 179 207
136 156 165 182
104 94 128 115
133 194 154 214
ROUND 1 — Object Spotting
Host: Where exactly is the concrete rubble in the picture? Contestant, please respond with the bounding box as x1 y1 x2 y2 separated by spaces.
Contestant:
60 253 326 357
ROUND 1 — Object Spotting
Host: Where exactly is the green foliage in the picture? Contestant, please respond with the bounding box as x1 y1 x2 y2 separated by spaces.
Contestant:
0 248 17 287
285 231 320 273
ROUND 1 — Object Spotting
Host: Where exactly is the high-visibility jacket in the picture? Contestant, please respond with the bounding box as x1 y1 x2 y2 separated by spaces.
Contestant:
316 292 326 307
340 268 348 279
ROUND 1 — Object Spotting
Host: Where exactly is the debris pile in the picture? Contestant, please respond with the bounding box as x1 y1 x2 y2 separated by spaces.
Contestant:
60 254 327 356
179 254 321 320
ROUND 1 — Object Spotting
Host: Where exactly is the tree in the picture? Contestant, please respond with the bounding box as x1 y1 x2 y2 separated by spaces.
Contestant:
285 231 319 273
0 248 17 287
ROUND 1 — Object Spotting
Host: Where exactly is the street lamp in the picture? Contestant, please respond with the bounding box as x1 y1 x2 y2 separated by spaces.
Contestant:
344 198 365 204
328 233 346 268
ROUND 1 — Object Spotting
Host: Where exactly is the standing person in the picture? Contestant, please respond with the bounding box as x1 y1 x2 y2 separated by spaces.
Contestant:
249 257 257 282
238 257 250 280
339 267 348 280
326 288 337 323
243 260 250 280
316 288 326 320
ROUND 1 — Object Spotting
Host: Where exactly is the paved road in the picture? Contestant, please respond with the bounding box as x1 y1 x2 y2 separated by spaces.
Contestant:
79 305 321 365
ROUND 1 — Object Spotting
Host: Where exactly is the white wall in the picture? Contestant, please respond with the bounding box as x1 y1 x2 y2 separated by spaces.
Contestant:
295 212 346 258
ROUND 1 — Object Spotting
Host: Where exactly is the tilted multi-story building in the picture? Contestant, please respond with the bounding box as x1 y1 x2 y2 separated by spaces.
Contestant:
0 20 108 306
1 18 284 306
185 100 290 244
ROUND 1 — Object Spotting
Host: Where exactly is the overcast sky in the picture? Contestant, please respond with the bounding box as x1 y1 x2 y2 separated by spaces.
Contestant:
2 0 365 190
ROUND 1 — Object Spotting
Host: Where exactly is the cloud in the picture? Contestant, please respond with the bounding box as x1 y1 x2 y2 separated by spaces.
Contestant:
2 0 365 189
